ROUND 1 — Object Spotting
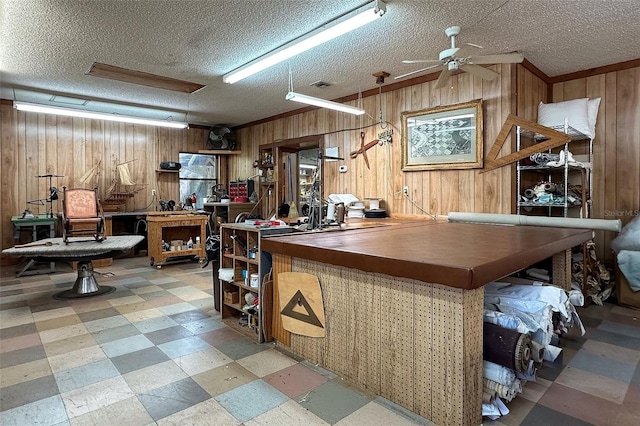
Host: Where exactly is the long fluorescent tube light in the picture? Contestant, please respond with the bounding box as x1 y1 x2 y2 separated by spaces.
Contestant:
286 91 365 115
223 0 386 84
14 101 188 129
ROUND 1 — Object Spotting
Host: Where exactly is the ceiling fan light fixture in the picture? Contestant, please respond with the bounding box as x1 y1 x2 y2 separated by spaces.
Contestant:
223 0 386 84
14 101 188 129
286 91 365 115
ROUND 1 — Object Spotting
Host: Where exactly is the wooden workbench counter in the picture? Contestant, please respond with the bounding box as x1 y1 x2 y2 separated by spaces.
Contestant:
261 220 592 290
261 220 592 426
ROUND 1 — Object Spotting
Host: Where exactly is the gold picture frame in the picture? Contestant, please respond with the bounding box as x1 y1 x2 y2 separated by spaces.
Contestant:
401 99 483 171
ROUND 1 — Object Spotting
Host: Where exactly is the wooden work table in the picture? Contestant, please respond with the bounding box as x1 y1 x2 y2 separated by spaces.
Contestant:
261 219 592 426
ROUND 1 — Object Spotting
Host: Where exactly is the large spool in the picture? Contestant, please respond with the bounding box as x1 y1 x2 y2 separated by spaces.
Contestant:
483 322 531 372
448 212 622 232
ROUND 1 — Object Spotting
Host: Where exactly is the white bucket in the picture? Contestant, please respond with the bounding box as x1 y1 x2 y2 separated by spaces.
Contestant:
250 273 259 288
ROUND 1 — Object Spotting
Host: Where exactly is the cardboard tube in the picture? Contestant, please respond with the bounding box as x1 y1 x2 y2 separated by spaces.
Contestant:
448 212 621 232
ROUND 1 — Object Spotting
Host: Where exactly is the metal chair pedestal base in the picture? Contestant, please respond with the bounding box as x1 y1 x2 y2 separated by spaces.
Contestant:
53 260 115 300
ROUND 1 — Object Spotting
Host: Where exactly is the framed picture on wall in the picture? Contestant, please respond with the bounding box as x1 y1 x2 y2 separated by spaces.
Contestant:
401 99 483 171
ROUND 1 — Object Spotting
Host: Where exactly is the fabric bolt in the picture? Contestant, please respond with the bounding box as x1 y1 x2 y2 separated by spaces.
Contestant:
484 378 523 402
483 322 532 372
483 360 516 386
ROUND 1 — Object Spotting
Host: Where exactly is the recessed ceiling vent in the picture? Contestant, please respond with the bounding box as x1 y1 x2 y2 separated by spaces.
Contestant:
309 80 331 88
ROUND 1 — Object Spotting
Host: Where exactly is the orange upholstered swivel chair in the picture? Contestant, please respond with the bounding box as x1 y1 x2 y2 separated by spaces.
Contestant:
62 187 107 244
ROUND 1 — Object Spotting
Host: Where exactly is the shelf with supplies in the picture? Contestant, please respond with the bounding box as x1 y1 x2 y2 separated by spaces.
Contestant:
516 124 592 218
219 222 293 342
515 123 593 297
146 212 207 268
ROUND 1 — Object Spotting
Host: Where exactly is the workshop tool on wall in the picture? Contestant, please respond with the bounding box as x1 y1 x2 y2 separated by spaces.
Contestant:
349 129 393 169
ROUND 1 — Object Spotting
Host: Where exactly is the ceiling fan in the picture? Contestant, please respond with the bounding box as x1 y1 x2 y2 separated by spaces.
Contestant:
395 26 524 88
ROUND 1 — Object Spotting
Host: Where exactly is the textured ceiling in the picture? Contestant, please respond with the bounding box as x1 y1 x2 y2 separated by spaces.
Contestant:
1 0 639 128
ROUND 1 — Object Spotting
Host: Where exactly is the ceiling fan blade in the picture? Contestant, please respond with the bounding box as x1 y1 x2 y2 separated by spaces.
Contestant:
402 59 442 64
468 52 524 64
434 68 452 89
394 64 444 80
461 63 499 80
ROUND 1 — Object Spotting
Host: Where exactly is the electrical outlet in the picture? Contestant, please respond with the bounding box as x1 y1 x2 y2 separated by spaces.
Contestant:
152 189 156 197
403 186 409 196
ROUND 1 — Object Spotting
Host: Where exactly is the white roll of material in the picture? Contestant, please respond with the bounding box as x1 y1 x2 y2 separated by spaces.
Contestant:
448 212 621 232
483 360 516 386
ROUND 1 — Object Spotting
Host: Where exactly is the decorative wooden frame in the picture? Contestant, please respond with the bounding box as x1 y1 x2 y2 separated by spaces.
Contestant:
401 99 483 171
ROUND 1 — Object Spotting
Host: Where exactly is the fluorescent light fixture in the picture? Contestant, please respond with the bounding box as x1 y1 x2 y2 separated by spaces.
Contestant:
299 164 318 169
14 101 188 129
286 91 365 115
223 0 386 84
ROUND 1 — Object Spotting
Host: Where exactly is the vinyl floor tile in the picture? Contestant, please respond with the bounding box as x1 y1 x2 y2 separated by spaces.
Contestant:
123 360 187 394
215 379 289 422
237 348 299 378
61 375 134 418
0 332 42 353
157 335 211 359
555 365 629 403
335 400 424 426
76 307 121 323
0 343 47 367
197 327 244 347
192 362 258 397
1 358 52 388
36 314 82 332
122 307 165 323
114 301 157 315
0 322 37 339
100 334 154 358
32 307 76 322
144 324 193 345
598 319 640 339
168 309 211 324
38 323 89 344
0 374 60 412
181 316 225 334
244 399 329 426
298 380 371 424
173 347 232 376
42 333 97 357
539 382 623 425
568 348 636 383
158 301 198 316
82 315 130 333
67 396 153 426
54 359 119 393
263 362 329 398
129 315 178 335
583 326 640 351
581 338 640 365
137 377 211 421
110 346 170 375
47 345 106 374
0 394 68 426
490 396 535 426
156 398 240 426
90 323 140 344
214 337 269 360
520 404 594 426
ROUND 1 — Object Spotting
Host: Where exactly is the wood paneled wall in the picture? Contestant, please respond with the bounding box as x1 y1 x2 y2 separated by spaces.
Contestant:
0 99 209 255
234 64 516 221
552 67 640 264
2 63 637 267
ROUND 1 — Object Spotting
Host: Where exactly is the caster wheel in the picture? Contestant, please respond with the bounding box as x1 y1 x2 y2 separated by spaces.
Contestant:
150 257 155 267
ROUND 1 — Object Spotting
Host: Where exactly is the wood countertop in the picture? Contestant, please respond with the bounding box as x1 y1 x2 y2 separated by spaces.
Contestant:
260 220 592 290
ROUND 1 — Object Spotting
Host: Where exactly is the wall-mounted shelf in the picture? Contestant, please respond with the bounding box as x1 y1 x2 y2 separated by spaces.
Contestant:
155 169 180 173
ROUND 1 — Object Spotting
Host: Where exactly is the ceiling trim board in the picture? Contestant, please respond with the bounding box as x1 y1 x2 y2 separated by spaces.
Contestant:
520 59 552 84
86 62 205 94
549 57 640 84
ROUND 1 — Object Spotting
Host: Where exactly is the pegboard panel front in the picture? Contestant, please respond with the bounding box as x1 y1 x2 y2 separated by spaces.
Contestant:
412 280 433 420
272 253 292 346
347 267 381 393
462 287 484 425
430 284 465 425
552 248 572 290
379 274 414 411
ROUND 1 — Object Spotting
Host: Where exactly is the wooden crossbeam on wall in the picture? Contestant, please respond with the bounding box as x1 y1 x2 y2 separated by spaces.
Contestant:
481 114 571 173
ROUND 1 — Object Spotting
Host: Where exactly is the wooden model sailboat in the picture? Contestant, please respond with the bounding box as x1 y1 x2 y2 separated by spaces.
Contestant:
101 159 144 210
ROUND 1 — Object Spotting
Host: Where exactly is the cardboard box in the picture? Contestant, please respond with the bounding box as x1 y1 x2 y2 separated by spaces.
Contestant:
616 262 640 309
224 290 239 305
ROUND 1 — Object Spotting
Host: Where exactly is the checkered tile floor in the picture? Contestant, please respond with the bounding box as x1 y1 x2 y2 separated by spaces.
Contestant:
1 257 639 425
